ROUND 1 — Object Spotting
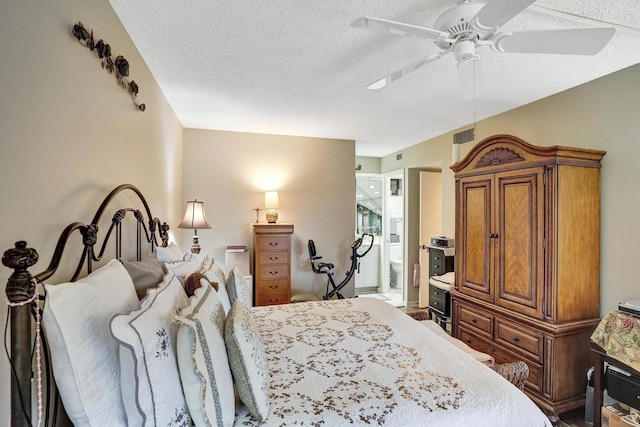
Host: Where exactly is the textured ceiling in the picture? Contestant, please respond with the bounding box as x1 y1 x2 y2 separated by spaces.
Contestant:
109 0 640 157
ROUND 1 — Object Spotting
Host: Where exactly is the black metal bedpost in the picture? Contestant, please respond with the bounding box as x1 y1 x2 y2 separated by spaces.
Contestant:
2 241 39 427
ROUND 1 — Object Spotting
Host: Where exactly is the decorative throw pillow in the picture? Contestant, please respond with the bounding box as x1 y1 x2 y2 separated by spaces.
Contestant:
165 254 214 285
120 256 167 299
156 242 187 262
224 301 270 422
206 260 231 314
226 266 252 307
184 272 218 297
110 272 190 427
175 285 235 426
42 259 137 427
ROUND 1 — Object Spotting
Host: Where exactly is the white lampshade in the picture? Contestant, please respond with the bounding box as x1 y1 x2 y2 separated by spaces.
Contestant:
264 191 279 209
178 200 211 230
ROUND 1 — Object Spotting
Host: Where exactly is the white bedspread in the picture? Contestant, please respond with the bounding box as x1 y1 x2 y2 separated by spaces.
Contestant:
235 298 552 426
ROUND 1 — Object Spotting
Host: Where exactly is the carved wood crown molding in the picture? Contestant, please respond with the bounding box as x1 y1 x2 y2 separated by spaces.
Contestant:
475 147 524 168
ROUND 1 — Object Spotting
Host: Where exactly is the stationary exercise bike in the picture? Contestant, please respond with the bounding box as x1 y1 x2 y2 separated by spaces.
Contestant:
308 234 374 300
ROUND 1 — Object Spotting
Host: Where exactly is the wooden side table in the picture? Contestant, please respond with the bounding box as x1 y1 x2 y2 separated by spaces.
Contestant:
253 223 293 306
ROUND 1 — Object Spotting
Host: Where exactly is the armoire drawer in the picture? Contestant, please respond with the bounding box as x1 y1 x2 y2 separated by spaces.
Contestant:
457 328 543 393
458 304 493 337
495 318 544 363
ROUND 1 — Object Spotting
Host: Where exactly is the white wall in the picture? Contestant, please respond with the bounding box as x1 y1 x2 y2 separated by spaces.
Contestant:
182 129 356 298
0 0 183 421
381 63 640 316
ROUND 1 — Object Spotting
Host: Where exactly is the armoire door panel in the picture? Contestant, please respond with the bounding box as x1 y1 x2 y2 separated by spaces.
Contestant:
458 177 493 301
495 168 544 318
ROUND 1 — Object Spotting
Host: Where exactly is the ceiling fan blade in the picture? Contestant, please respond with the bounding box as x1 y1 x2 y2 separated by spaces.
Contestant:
366 52 450 90
351 17 451 41
494 28 616 55
458 58 485 101
472 0 537 31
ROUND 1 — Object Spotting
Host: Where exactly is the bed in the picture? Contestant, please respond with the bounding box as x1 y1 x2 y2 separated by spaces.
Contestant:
3 184 553 427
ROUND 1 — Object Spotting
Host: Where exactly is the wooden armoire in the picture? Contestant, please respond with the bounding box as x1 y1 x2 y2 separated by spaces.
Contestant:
451 134 605 416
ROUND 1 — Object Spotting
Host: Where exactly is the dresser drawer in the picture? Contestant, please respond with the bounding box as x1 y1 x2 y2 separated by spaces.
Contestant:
458 304 493 337
428 284 450 316
259 251 287 265
258 236 289 251
257 279 288 294
258 265 288 279
495 318 543 362
457 328 543 393
257 292 289 306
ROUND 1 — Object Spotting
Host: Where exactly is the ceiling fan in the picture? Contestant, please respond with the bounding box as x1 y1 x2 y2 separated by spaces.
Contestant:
351 0 616 99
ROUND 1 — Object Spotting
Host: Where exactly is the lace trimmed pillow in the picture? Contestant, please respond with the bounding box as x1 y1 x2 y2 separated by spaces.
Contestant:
225 266 252 307
224 301 270 422
175 283 234 426
111 272 190 427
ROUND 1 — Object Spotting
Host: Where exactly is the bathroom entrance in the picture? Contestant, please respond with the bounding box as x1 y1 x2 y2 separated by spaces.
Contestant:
355 171 404 306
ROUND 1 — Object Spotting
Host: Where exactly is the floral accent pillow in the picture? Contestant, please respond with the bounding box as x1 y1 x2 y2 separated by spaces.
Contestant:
226 266 252 307
225 301 270 422
111 272 190 427
175 284 235 426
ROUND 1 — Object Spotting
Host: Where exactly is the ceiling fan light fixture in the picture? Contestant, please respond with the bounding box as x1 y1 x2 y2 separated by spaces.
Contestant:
454 39 476 62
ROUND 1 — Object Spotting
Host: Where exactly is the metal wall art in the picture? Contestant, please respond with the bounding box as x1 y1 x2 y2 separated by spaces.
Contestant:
72 22 146 111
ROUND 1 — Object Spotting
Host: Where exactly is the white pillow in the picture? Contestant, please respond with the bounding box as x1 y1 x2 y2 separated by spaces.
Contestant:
42 259 137 427
156 242 187 262
165 254 214 284
225 301 270 422
206 260 231 314
111 272 190 427
226 266 252 307
175 283 235 426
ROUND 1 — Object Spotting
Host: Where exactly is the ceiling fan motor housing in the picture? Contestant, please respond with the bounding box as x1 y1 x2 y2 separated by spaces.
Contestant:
434 2 485 49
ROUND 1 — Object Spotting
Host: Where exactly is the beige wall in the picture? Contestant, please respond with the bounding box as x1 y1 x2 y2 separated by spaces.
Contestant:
382 63 640 316
0 0 183 420
182 129 356 297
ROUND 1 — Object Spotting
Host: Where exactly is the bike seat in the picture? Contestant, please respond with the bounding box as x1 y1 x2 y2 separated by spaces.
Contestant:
317 261 334 272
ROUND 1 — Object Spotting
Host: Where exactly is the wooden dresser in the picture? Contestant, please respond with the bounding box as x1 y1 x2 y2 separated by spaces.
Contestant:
253 223 293 306
451 134 605 416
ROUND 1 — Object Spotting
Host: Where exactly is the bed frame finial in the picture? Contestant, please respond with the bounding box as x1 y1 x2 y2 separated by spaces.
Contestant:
3 240 38 303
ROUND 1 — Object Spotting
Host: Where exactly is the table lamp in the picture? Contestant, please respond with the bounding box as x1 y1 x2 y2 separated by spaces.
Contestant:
265 191 279 223
178 199 211 253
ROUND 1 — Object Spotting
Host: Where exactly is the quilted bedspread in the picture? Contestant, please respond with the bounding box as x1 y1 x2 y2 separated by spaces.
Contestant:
234 298 552 426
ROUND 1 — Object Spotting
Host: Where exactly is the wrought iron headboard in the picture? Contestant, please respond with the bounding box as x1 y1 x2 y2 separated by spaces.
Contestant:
2 184 170 427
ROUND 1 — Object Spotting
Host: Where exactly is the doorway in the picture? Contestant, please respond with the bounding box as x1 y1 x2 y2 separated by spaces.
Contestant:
355 171 405 307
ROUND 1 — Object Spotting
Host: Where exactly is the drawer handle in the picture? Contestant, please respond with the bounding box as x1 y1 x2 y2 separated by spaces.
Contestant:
471 317 477 323
465 338 471 343
434 264 440 269
269 255 279 261
433 291 440 296
434 256 440 261
513 335 520 342
268 283 279 289
269 269 279 276
269 297 279 303
433 301 439 306
269 241 279 247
